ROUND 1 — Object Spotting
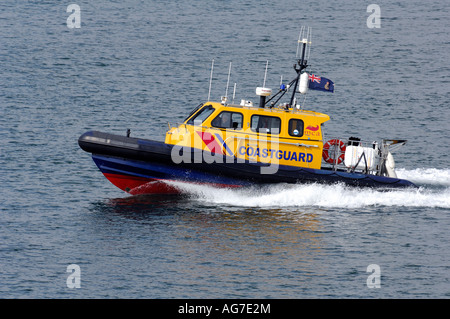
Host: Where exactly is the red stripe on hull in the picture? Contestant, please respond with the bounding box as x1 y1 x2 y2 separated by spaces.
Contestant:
102 173 181 195
102 173 243 195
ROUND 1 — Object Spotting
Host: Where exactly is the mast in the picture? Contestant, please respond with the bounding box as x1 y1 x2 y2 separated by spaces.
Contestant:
222 62 232 105
256 60 272 108
207 59 214 101
289 27 311 107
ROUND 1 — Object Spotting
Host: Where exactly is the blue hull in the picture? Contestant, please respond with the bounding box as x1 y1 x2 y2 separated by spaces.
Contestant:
79 131 417 194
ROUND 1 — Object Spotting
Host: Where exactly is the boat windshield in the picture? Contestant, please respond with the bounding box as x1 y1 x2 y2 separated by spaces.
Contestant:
186 105 215 125
183 103 203 122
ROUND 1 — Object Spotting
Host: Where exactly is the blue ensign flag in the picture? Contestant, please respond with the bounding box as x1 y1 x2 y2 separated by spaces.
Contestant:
308 74 334 93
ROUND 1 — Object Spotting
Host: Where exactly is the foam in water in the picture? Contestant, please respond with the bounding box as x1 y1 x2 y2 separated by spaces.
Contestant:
396 168 450 186
165 168 450 209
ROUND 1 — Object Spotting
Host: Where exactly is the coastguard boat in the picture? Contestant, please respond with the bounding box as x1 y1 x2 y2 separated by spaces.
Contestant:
78 27 417 195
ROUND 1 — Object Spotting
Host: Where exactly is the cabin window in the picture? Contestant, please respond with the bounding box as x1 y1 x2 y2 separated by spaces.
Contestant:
288 119 304 137
184 103 205 122
186 105 215 125
250 115 281 134
211 111 243 129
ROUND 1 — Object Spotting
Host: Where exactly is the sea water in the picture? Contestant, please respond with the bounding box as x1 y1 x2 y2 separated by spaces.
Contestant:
0 0 449 298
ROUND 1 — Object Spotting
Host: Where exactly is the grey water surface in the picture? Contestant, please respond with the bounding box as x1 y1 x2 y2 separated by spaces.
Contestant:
1 0 449 298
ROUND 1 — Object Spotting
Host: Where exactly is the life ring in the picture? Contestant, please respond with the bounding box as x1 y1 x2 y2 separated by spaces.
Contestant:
322 139 346 164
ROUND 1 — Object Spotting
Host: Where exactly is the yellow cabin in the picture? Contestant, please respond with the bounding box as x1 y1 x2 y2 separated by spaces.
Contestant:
165 101 330 170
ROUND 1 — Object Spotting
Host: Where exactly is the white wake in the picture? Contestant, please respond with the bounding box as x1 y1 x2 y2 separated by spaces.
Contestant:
165 168 450 209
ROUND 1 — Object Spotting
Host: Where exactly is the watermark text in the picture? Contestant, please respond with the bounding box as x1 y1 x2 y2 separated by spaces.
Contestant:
366 264 381 288
67 4 81 29
66 264 81 288
367 4 381 28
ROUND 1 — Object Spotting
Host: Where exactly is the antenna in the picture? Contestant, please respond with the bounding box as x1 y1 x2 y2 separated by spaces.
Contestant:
263 60 269 87
299 91 308 110
296 26 305 58
306 27 312 61
256 60 272 108
290 26 312 107
222 62 232 105
296 26 312 59
207 59 214 101
232 83 236 104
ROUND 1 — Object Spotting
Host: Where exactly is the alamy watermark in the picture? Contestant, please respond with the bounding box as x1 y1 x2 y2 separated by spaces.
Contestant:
367 4 381 28
66 4 81 29
66 264 81 288
366 264 381 288
170 120 281 175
